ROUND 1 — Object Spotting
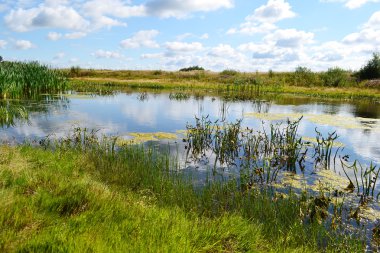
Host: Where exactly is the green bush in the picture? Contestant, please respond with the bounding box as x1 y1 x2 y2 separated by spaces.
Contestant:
69 66 81 77
220 69 239 76
292 66 319 86
357 53 380 80
179 66 204 72
321 67 350 87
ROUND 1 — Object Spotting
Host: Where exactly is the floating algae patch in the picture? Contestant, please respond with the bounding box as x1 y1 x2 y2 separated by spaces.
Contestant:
117 132 178 145
360 206 380 221
278 172 307 189
244 112 380 131
302 136 345 147
63 93 95 99
305 114 380 131
244 112 303 121
310 170 350 192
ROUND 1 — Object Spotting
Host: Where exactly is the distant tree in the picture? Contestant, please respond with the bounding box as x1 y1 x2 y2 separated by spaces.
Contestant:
357 52 380 80
0 56 3 62
179 66 204 72
268 69 274 78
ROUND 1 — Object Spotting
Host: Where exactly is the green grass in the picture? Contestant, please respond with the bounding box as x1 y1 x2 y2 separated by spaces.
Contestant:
0 137 365 252
0 61 67 99
68 69 380 100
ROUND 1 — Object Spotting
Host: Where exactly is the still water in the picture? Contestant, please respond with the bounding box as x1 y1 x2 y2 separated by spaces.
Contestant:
1 90 380 167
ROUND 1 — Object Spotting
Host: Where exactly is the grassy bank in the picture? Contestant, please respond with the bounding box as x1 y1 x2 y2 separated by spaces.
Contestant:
69 70 380 100
0 132 365 252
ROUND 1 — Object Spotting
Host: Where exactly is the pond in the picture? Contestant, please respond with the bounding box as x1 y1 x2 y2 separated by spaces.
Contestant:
1 90 380 166
1 89 380 230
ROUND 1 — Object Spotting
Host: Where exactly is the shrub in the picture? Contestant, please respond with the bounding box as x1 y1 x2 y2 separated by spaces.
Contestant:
357 52 380 80
220 69 239 76
179 66 204 72
69 66 81 77
292 66 318 86
321 67 350 87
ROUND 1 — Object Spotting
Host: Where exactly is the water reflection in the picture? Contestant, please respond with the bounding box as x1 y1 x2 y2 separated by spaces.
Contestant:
0 91 379 166
0 95 69 128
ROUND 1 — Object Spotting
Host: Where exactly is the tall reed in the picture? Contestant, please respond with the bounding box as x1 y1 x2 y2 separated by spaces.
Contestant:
0 61 67 99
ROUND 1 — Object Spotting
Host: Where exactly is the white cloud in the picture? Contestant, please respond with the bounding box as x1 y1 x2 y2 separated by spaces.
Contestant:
14 40 34 50
141 53 164 59
250 0 296 23
120 30 160 49
0 40 7 49
92 50 123 59
47 31 87 40
64 32 87 39
342 11 380 53
165 41 203 52
82 0 146 18
47 32 62 41
4 0 234 35
200 33 209 39
53 52 65 59
208 44 240 58
265 29 314 48
320 0 380 9
228 0 296 35
176 33 193 41
5 5 89 32
145 0 234 18
364 11 380 29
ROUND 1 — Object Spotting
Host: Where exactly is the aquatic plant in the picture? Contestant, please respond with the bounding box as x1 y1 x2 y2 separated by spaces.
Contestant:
340 159 380 203
0 61 67 99
313 128 339 170
168 92 190 101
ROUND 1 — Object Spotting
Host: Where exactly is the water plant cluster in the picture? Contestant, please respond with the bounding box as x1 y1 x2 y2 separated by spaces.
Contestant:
0 61 67 99
184 116 380 238
1 126 375 252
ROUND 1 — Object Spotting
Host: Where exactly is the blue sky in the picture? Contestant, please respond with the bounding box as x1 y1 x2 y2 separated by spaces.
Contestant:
0 0 379 71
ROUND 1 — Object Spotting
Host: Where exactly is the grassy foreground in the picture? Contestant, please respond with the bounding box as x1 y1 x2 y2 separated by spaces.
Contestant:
0 136 365 252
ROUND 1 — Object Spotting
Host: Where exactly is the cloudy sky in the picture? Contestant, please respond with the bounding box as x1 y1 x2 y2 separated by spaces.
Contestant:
0 0 379 71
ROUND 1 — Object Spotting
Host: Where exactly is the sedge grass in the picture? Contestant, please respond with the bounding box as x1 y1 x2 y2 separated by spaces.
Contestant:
0 130 367 252
0 61 67 99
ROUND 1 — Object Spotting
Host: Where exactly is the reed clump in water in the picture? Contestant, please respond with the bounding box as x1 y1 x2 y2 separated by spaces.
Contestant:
184 116 380 205
0 61 67 99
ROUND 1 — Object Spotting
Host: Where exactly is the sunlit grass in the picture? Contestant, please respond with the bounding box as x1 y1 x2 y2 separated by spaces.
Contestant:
0 130 366 252
0 61 67 99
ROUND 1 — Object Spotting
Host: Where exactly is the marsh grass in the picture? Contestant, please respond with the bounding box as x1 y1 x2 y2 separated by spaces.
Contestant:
0 61 67 99
184 116 380 210
0 127 367 252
